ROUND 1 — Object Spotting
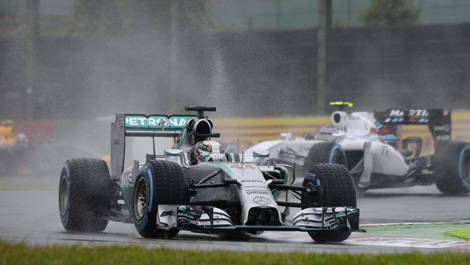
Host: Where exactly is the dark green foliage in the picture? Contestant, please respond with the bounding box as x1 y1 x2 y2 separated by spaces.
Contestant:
360 0 420 26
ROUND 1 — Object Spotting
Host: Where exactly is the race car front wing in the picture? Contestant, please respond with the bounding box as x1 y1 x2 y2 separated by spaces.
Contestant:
156 205 360 233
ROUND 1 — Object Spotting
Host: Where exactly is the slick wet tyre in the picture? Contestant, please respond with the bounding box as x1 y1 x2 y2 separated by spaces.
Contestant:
133 160 189 239
301 163 357 243
59 158 111 232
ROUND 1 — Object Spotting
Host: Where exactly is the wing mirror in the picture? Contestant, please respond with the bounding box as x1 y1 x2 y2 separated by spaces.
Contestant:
253 150 270 158
164 149 184 156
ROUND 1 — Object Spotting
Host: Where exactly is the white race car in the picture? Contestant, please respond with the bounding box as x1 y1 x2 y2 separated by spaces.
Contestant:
247 102 470 195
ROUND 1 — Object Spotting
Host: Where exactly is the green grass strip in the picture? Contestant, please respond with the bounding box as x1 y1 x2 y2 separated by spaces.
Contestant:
365 223 470 241
447 229 470 241
1 240 470 265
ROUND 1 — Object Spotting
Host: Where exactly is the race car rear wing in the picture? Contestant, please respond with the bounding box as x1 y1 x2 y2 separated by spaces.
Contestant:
374 109 452 145
110 114 196 177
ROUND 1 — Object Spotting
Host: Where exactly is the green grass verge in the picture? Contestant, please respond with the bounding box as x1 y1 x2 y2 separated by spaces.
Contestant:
1 241 470 265
365 223 470 241
447 229 470 241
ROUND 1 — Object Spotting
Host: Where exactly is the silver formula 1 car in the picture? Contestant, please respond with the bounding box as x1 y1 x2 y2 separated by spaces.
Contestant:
58 106 359 242
247 102 470 195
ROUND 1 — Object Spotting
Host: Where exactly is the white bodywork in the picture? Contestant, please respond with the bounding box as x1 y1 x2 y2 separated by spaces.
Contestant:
246 111 410 180
203 162 283 225
245 139 323 166
331 111 408 177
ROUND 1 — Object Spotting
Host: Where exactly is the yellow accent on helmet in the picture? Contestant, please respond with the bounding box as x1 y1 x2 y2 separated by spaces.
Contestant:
329 101 354 108
199 141 212 152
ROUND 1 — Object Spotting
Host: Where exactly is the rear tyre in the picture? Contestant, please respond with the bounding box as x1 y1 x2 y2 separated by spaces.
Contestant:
434 142 470 195
133 160 189 239
58 158 111 232
301 163 357 243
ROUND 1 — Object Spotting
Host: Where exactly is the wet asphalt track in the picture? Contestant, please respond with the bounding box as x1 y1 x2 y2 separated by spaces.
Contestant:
1 178 470 253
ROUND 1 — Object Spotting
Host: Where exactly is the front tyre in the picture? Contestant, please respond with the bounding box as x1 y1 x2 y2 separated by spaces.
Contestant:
434 142 470 195
301 163 357 243
303 142 366 196
58 158 111 232
133 160 189 239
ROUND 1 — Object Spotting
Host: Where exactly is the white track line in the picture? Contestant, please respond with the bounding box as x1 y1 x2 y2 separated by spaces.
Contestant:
361 220 470 227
